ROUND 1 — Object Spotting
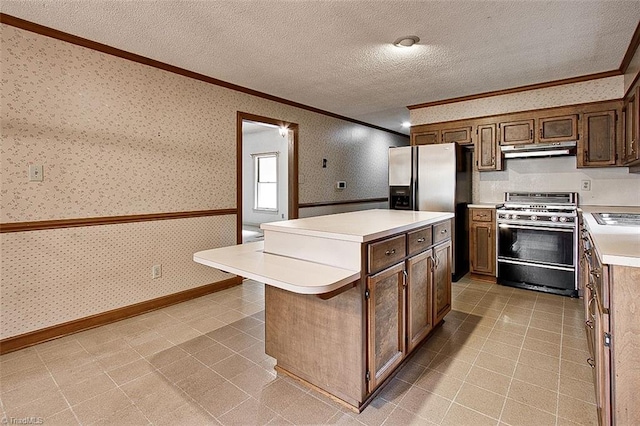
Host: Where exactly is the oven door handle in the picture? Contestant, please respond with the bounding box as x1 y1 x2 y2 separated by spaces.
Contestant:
497 223 575 232
497 258 575 272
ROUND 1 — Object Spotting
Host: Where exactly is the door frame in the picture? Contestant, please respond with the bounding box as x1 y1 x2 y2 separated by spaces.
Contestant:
237 112 299 245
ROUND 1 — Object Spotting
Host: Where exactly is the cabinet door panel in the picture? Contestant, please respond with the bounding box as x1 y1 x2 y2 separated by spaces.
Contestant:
476 124 501 171
470 222 494 275
406 250 433 353
622 91 638 164
367 262 405 392
413 130 439 145
539 115 578 143
579 111 616 167
499 119 534 145
442 127 472 145
433 241 452 324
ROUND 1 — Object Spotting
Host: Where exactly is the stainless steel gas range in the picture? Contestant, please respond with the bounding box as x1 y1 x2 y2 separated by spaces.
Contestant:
496 192 578 297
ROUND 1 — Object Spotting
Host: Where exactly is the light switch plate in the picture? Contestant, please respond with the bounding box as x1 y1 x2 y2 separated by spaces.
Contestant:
29 164 43 182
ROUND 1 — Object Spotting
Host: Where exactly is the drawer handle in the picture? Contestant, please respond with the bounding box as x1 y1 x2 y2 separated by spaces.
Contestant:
385 249 396 256
440 229 448 234
586 283 594 291
590 268 601 278
587 358 595 368
417 238 425 243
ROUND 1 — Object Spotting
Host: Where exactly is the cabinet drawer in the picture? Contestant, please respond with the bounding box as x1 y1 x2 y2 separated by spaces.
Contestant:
471 208 493 222
433 220 451 244
407 226 432 256
368 235 406 274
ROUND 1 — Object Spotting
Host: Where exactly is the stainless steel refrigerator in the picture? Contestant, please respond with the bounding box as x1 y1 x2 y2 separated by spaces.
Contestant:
389 143 472 281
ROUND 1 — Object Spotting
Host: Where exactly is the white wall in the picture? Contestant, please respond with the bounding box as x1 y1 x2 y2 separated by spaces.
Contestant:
473 156 640 206
242 126 289 226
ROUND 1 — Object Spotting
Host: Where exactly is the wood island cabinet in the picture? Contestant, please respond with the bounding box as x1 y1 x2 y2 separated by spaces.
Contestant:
578 110 617 167
365 220 452 397
367 262 406 391
406 249 433 353
468 208 496 277
432 241 452 324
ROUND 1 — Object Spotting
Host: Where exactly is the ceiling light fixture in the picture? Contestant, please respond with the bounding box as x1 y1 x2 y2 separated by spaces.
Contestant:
393 35 420 48
402 121 411 128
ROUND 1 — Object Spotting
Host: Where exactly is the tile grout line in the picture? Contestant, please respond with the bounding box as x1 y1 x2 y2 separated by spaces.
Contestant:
496 291 537 425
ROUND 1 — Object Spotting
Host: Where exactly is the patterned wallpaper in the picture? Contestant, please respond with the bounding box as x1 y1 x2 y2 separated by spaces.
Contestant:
624 44 640 93
0 24 406 339
0 215 236 339
410 76 624 125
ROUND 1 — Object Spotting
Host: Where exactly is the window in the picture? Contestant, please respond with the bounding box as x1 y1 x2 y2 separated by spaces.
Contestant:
253 153 278 211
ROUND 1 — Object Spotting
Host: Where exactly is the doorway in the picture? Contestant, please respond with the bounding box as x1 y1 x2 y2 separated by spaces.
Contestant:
237 112 298 244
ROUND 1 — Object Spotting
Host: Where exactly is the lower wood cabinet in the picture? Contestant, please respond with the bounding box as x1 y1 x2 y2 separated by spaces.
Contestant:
469 208 496 277
580 223 640 425
432 241 452 324
366 220 452 394
366 262 406 391
406 249 433 353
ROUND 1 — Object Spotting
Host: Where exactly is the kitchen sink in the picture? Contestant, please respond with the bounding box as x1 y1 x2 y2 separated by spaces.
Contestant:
593 213 640 227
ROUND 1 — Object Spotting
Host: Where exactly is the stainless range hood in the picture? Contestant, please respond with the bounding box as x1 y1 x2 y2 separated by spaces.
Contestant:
500 141 577 158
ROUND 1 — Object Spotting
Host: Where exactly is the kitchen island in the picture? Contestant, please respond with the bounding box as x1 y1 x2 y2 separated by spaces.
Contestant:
194 209 454 411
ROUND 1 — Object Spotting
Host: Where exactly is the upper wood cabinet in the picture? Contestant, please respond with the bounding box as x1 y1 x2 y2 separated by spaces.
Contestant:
412 130 439 145
441 126 473 145
622 86 639 165
578 110 617 168
499 119 534 145
538 115 578 143
476 123 502 171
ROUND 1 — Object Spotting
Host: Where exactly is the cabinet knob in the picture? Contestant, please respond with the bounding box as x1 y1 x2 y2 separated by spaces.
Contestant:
385 249 396 256
585 319 594 329
590 268 601 278
417 238 425 243
440 229 447 234
587 358 595 368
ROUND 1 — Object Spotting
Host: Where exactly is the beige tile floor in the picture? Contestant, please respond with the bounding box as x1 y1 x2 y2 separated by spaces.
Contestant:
0 276 597 425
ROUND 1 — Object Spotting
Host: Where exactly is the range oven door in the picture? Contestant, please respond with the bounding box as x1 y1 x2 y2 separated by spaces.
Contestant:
497 222 577 296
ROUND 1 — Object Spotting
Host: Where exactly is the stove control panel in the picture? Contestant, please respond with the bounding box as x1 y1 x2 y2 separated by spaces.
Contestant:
497 212 575 224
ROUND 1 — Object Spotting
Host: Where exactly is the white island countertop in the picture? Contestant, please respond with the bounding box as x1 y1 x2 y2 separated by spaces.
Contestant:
580 206 640 268
194 209 454 294
261 209 454 243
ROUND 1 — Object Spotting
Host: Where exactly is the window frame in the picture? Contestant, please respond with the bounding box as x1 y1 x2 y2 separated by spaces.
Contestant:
252 152 279 212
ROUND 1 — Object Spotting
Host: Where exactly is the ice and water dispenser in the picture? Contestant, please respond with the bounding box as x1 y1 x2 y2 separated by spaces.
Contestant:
388 146 415 211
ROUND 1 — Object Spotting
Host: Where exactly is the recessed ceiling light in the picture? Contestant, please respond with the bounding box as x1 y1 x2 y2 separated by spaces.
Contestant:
393 36 420 48
402 121 411 128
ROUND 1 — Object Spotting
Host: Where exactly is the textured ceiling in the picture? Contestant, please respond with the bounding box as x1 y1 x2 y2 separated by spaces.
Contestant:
2 1 639 135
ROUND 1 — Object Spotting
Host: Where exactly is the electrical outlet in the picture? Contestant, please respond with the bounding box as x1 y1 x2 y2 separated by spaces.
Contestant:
152 264 162 279
29 164 43 182
581 180 591 191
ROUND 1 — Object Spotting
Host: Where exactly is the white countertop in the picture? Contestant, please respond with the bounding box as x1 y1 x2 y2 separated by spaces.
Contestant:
195 209 454 294
194 242 360 295
261 209 454 243
580 206 640 268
